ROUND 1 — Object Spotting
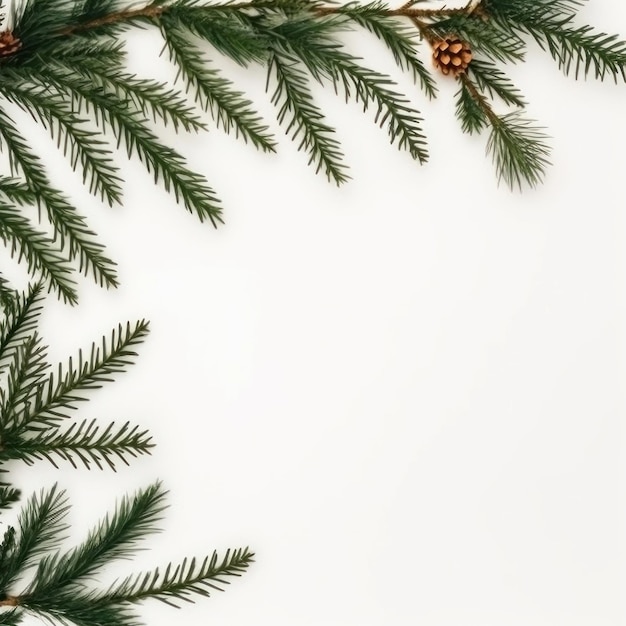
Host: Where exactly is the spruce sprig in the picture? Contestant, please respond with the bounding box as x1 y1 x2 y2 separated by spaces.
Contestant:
0 483 253 626
0 285 154 503
0 0 623 294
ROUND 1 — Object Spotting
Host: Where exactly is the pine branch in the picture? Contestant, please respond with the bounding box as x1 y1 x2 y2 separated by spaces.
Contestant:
487 110 551 189
164 3 269 66
160 16 277 151
0 282 44 376
0 276 16 312
2 420 154 471
268 51 349 184
0 485 21 511
0 333 49 435
0 72 124 206
0 201 76 304
336 1 437 98
100 548 255 607
41 62 224 226
27 482 168 596
0 485 69 590
0 484 253 625
0 108 119 294
467 59 525 107
8 320 150 435
457 73 551 187
0 178 37 207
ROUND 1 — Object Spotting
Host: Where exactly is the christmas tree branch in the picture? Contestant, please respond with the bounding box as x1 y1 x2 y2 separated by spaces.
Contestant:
0 0 623 295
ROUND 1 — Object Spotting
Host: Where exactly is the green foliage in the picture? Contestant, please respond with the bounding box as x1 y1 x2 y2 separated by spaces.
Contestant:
0 284 153 503
0 483 253 626
0 0 622 298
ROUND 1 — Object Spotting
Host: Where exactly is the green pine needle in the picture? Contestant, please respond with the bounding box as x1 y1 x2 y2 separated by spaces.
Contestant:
0 0 622 294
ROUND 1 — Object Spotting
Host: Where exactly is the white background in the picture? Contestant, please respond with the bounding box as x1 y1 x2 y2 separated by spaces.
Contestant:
4 1 626 624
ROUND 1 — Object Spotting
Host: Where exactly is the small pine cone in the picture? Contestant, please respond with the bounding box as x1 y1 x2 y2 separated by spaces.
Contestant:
432 36 472 76
0 31 22 58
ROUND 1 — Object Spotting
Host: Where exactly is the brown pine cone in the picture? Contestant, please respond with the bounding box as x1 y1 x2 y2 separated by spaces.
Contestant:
0 31 22 58
432 36 472 76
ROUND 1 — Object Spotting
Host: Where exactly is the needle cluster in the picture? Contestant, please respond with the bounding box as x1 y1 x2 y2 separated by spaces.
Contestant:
0 285 253 626
0 0 623 299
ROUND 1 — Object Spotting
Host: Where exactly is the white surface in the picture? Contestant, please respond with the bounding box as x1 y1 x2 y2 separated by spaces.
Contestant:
6 1 626 624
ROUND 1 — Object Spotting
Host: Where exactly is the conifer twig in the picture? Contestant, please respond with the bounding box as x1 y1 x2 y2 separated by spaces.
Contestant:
0 0 623 297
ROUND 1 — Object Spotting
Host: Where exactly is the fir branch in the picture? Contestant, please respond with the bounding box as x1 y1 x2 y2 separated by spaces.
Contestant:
457 73 551 187
0 282 45 376
455 79 488 134
0 178 37 207
265 14 430 163
0 485 69 591
467 59 525 107
0 276 16 312
8 320 150 435
27 482 168 596
0 201 76 304
298 0 438 97
100 548 255 607
160 17 277 151
0 486 21 511
0 333 49 435
164 3 269 66
41 62 224 226
3 420 154 471
0 108 119 293
486 109 551 189
0 72 124 206
0 485 252 625
431 13 526 64
484 0 626 80
268 51 349 184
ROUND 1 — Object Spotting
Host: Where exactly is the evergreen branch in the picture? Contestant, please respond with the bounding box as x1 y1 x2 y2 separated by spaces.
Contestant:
12 0 76 49
484 0 626 80
467 59 525 107
431 14 526 63
264 15 429 163
0 485 69 591
0 202 76 304
0 178 37 206
27 481 168 596
10 320 150 435
457 74 551 187
0 333 49 436
268 52 349 184
0 108 119 292
0 282 44 376
486 109 551 189
0 275 16 312
0 486 21 511
3 420 154 471
58 53 207 133
34 599 139 626
337 1 437 97
0 73 124 206
42 62 224 226
454 79 488 134
101 547 255 607
527 22 626 81
164 3 270 66
161 17 277 152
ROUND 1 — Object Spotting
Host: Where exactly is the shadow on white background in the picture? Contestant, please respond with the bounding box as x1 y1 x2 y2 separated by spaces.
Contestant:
4 1 626 624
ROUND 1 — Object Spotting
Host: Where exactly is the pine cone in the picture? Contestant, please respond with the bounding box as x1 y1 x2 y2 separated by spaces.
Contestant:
432 36 472 76
0 31 22 58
